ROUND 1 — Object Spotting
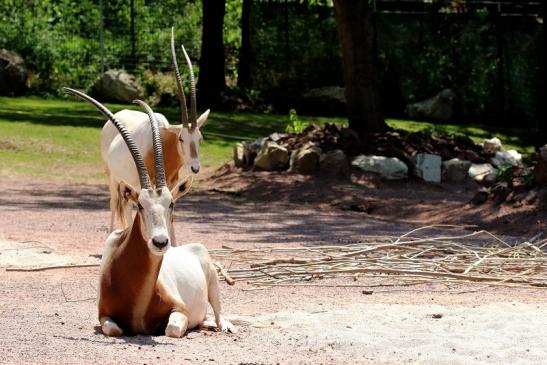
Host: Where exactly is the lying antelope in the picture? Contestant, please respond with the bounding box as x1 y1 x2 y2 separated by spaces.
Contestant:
101 28 210 230
65 88 235 337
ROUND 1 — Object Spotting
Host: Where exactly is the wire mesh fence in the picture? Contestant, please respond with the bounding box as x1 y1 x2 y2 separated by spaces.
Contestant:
0 0 543 128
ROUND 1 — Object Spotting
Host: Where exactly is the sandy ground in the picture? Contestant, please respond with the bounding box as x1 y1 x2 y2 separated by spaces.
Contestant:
1 177 546 364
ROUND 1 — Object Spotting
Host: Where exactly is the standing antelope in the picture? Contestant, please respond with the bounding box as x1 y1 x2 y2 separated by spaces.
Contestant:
101 28 210 230
65 88 235 337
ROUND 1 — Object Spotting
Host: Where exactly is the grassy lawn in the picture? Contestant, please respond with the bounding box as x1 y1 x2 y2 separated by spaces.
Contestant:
0 96 536 183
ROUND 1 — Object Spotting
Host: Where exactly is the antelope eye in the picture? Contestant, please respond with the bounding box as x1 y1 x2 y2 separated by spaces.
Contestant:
137 203 144 210
179 137 183 142
169 202 174 209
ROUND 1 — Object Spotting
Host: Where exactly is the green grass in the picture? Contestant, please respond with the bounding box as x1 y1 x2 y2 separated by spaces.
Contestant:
0 96 536 183
386 119 536 155
0 96 329 182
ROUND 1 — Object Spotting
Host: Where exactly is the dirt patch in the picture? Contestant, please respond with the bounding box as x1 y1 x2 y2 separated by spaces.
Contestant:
0 139 19 151
0 239 99 270
200 163 546 237
0 176 546 364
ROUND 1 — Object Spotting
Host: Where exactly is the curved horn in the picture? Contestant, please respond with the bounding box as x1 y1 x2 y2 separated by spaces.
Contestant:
133 100 167 189
171 27 189 126
63 87 152 190
181 44 197 128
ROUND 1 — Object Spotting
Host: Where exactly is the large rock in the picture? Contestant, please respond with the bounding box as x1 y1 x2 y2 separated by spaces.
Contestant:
320 149 350 177
233 137 268 168
468 163 497 183
351 155 408 180
414 153 441 182
491 150 522 167
301 86 347 115
91 69 142 103
442 158 472 182
0 49 27 95
289 143 321 174
254 141 289 171
405 89 456 121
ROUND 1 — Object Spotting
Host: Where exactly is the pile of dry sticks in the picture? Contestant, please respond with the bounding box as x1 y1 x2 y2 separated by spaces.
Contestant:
211 226 547 291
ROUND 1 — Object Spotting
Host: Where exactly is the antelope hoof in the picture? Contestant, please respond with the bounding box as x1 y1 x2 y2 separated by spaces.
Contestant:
101 318 123 337
165 323 183 338
165 311 187 338
218 318 237 334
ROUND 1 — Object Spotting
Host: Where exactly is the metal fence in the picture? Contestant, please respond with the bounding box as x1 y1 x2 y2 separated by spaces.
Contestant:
0 0 543 128
247 0 543 127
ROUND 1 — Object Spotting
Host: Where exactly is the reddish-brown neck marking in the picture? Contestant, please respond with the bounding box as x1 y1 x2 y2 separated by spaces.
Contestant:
99 213 186 335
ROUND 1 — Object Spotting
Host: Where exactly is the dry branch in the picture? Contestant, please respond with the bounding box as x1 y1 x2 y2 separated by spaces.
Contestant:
214 262 235 285
210 228 547 290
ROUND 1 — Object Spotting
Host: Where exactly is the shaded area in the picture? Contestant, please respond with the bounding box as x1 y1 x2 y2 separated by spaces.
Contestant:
198 165 546 238
0 96 289 140
0 184 109 211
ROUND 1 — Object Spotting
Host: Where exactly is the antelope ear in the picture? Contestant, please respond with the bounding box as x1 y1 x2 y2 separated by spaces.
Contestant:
119 180 139 204
196 109 210 128
171 175 194 201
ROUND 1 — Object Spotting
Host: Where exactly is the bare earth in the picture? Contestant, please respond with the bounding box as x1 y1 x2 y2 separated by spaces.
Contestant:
0 172 546 365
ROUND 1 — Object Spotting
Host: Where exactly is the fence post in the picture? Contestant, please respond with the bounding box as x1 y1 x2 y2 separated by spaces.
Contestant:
99 0 105 74
130 0 136 69
490 2 506 125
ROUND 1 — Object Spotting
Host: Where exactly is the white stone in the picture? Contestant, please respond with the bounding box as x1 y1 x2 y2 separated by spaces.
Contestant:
468 163 497 183
233 143 245 167
491 150 522 167
481 137 503 154
268 132 288 142
414 153 442 182
351 155 408 180
442 158 472 182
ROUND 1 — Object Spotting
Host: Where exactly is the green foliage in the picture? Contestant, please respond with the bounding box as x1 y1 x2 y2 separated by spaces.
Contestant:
285 109 309 134
378 13 500 120
0 0 202 93
496 163 514 183
522 168 536 189
377 12 541 125
249 2 341 107
388 118 535 155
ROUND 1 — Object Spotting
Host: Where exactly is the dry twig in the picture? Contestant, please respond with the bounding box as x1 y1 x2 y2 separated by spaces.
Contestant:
210 228 547 291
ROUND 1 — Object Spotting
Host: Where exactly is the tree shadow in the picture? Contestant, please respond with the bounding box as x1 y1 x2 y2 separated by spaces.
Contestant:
0 98 290 142
0 109 105 128
0 183 109 211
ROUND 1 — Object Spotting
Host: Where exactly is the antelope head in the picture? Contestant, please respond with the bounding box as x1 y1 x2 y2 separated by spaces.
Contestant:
171 27 210 174
121 100 192 254
64 88 192 255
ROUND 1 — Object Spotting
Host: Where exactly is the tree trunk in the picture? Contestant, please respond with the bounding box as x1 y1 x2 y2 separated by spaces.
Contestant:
198 0 226 107
539 5 547 147
333 0 387 136
237 0 251 88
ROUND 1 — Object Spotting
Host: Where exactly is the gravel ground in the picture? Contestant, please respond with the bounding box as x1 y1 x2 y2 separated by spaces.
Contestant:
0 178 546 364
